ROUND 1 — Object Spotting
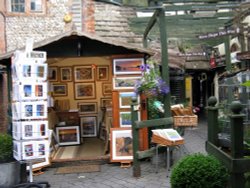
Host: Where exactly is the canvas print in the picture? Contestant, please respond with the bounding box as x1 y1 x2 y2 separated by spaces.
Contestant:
110 128 133 162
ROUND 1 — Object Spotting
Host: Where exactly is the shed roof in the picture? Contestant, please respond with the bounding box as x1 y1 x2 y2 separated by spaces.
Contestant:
0 30 154 61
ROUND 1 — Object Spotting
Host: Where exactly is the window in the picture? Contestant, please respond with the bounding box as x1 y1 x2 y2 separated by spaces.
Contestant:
30 0 42 12
8 0 45 14
11 0 25 13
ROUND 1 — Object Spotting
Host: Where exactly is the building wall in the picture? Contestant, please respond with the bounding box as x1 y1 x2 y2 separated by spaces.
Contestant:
4 0 73 52
0 13 6 54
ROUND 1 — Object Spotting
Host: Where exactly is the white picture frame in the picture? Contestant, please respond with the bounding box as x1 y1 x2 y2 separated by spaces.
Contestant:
113 58 144 75
56 126 80 146
113 76 141 90
119 92 139 108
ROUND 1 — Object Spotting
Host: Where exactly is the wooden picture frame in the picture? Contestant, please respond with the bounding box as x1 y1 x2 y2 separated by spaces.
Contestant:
113 58 144 75
48 67 58 82
78 102 97 115
102 83 112 96
101 98 112 107
119 92 139 108
113 76 141 90
56 126 80 146
110 128 133 162
74 83 96 100
97 66 109 81
80 116 97 137
52 84 67 97
74 65 95 82
60 67 72 82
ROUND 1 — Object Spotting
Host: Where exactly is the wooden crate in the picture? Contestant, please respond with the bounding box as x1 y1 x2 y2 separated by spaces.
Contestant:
173 115 198 127
151 134 184 146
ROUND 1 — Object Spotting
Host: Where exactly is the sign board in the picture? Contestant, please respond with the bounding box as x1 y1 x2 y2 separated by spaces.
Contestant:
198 28 240 40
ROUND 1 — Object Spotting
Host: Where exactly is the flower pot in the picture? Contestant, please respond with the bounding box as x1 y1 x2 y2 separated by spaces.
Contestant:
0 161 21 188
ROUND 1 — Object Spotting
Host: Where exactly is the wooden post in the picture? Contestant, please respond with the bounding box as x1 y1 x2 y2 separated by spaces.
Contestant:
206 96 219 146
158 8 171 119
131 97 140 177
229 101 245 188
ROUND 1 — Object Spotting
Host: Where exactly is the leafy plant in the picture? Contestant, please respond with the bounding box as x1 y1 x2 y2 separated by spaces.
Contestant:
134 61 169 98
170 153 229 188
0 133 14 163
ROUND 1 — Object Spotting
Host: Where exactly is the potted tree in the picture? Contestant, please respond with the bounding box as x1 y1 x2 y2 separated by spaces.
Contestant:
0 133 22 188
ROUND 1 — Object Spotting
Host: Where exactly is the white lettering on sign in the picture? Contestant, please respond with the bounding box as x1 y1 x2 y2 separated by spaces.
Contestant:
198 28 240 40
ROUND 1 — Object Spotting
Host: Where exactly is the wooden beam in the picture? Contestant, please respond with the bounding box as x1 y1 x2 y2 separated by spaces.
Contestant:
135 117 173 129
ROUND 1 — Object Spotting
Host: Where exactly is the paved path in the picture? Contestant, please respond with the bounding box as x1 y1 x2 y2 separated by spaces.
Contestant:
34 119 208 188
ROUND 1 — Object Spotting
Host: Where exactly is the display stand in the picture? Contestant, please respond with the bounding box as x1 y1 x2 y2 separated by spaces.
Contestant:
12 42 50 188
151 129 184 177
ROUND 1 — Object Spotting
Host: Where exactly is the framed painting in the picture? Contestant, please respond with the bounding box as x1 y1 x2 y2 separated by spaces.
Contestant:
74 65 95 82
56 126 80 146
78 102 97 115
119 92 139 108
97 66 109 81
102 83 112 96
119 111 140 127
80 116 97 137
113 76 141 90
101 98 112 107
110 128 133 162
113 58 144 75
74 83 96 100
60 67 72 82
48 67 58 82
52 84 67 97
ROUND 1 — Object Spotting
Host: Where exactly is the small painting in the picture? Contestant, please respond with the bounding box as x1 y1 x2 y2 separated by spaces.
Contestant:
102 83 112 96
119 92 139 108
113 58 144 75
80 116 97 137
48 67 58 82
113 77 141 90
78 102 97 115
52 84 67 96
74 65 95 82
97 66 109 81
74 83 96 100
60 67 72 82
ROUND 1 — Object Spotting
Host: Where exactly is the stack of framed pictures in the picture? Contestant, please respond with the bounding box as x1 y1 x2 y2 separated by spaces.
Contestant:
112 58 143 128
12 50 50 163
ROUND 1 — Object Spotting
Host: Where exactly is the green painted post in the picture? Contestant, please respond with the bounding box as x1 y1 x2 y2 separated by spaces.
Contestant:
158 8 171 120
229 101 245 188
131 97 140 177
206 96 219 146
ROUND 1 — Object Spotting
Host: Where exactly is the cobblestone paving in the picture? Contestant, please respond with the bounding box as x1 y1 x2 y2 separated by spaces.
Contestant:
34 119 208 188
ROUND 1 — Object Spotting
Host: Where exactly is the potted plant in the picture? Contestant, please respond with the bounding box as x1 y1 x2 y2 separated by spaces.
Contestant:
170 153 229 188
0 133 22 188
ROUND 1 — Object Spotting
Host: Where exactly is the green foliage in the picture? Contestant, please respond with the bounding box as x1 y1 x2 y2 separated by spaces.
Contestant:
170 153 229 188
0 133 14 163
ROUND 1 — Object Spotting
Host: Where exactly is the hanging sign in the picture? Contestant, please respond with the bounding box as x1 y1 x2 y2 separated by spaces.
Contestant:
198 28 240 40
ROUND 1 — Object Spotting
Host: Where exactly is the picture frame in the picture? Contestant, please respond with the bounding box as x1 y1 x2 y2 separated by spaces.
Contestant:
80 116 97 137
102 83 112 96
60 67 72 82
74 83 96 100
48 67 58 82
101 98 112 107
113 76 141 90
113 58 144 75
78 102 97 115
119 111 140 127
119 92 139 108
56 126 80 146
110 128 133 162
97 66 109 81
52 84 67 97
74 65 95 82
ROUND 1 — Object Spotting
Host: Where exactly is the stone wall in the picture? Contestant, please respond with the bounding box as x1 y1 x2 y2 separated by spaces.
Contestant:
0 13 6 54
5 0 73 52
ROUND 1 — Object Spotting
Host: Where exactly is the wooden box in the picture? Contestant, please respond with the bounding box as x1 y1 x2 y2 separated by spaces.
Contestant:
173 115 198 127
151 134 184 146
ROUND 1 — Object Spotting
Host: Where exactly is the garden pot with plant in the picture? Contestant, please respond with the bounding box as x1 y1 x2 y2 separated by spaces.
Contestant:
0 133 22 188
170 153 229 188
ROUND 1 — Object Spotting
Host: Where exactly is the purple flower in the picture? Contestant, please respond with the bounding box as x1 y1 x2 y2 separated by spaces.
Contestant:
140 64 150 72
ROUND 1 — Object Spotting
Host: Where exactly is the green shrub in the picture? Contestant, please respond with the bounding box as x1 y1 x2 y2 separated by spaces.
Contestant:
0 133 14 163
170 153 229 188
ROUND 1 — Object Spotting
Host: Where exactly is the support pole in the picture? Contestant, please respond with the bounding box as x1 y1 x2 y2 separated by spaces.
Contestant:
131 98 140 177
206 96 219 146
229 101 245 188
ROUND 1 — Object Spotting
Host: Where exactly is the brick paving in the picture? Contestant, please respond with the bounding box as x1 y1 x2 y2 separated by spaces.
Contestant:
33 118 207 188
